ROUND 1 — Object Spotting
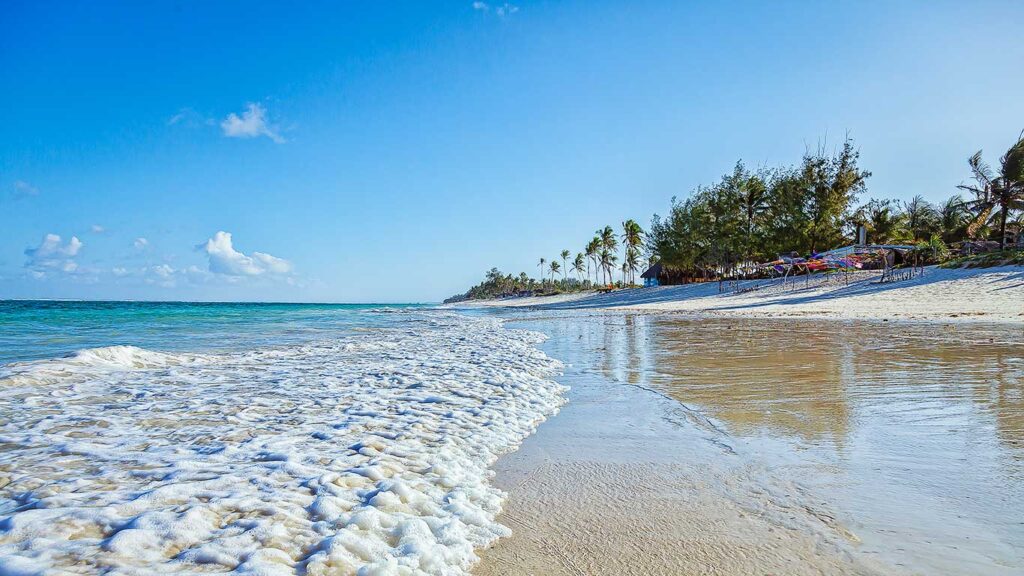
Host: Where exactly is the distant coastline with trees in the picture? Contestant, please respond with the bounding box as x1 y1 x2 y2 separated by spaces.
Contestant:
444 132 1024 304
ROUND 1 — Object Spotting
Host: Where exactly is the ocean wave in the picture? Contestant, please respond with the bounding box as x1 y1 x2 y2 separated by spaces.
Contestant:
0 345 211 389
0 312 567 575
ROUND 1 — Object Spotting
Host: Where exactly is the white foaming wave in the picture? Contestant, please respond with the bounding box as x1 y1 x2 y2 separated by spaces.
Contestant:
0 345 210 389
0 312 567 575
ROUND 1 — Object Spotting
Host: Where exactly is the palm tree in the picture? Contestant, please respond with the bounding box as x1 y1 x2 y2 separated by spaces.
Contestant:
560 249 570 282
854 199 910 244
585 237 601 284
938 195 969 244
903 195 939 241
572 252 585 282
537 258 546 285
598 248 617 286
597 226 618 284
624 248 640 286
549 260 560 283
620 219 645 284
958 136 1024 248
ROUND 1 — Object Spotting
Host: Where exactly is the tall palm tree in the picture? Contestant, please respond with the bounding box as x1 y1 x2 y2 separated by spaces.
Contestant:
624 248 640 286
620 220 644 284
597 226 618 284
537 257 546 284
598 248 617 286
572 252 585 282
585 237 601 284
560 250 570 282
958 136 1024 248
549 260 560 283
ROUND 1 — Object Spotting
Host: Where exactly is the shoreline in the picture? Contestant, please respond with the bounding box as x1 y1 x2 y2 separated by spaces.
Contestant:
473 314 895 575
473 312 1024 575
453 265 1024 324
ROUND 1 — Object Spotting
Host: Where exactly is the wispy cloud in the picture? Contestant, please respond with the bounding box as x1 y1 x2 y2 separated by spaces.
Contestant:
199 231 293 277
472 2 518 16
167 109 189 126
12 180 39 199
134 237 149 250
91 224 106 233
24 233 83 278
220 103 285 143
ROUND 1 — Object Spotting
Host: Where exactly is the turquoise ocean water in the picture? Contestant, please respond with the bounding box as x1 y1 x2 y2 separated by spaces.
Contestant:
0 300 423 365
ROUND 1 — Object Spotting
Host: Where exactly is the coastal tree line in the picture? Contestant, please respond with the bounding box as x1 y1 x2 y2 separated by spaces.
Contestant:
446 133 1024 302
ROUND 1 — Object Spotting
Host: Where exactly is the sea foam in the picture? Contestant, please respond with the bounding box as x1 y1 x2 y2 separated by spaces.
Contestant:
0 311 566 575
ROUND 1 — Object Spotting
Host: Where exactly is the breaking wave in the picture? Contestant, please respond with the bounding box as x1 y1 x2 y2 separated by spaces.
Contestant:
0 311 566 575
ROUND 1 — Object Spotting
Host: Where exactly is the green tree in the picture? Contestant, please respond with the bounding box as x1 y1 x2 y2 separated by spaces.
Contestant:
597 226 618 283
620 219 645 284
903 195 939 241
958 136 1024 248
572 252 586 281
585 237 601 284
853 199 910 244
549 260 561 283
801 139 871 252
938 195 969 244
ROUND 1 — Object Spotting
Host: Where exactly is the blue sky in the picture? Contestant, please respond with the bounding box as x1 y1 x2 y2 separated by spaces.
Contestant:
2 1 1022 302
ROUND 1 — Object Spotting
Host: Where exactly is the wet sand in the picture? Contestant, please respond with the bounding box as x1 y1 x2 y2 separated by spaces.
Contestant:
474 313 1024 575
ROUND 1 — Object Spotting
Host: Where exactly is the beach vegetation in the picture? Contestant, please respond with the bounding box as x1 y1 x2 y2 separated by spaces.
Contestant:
447 132 1023 302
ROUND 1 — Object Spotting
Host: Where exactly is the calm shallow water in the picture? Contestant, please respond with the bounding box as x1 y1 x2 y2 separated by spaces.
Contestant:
505 311 1024 574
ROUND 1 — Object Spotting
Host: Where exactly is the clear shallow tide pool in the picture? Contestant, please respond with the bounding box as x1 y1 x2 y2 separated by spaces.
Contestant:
500 310 1024 575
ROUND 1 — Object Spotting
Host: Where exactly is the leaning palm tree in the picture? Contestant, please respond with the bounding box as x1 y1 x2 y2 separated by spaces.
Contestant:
572 252 586 282
549 260 561 283
958 135 1024 248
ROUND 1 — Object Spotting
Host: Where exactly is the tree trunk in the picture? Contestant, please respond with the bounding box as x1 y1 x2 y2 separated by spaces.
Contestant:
1000 206 1008 249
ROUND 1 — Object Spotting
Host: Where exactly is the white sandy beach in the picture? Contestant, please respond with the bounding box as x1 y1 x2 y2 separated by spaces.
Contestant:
459 265 1024 323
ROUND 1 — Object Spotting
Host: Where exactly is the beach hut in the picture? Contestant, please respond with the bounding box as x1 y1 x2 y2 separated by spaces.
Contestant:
641 262 662 287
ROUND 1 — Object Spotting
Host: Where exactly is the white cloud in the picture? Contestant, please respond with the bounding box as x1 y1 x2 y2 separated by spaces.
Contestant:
112 267 129 277
13 180 39 198
91 224 105 233
24 233 83 277
151 264 175 278
200 231 293 277
134 237 149 250
220 103 285 143
472 2 518 16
